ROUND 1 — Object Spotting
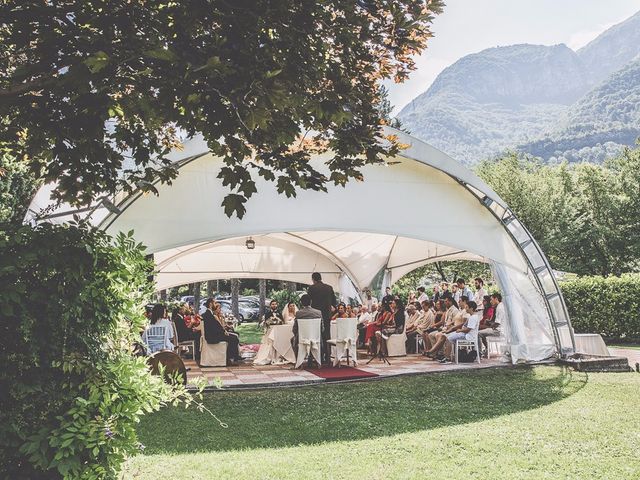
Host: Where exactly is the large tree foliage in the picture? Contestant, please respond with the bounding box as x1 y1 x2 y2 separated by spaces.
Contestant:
0 0 443 217
476 148 640 276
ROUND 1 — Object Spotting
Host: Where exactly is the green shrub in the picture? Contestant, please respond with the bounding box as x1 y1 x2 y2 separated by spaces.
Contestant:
560 274 640 340
268 289 301 310
0 222 196 479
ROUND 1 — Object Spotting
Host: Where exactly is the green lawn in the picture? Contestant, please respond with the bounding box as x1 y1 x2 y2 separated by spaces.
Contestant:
610 344 640 351
124 366 640 479
235 322 263 345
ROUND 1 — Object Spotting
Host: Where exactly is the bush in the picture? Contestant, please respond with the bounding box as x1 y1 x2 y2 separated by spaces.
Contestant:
268 289 301 310
0 222 195 479
560 274 640 340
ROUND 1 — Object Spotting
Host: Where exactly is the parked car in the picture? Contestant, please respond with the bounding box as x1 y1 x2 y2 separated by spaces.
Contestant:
197 298 259 323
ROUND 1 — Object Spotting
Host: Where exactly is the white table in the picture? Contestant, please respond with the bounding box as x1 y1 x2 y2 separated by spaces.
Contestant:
253 323 295 365
574 333 610 356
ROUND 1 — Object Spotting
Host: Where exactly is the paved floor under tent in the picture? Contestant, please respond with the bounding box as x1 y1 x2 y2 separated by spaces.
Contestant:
185 353 506 388
183 347 640 389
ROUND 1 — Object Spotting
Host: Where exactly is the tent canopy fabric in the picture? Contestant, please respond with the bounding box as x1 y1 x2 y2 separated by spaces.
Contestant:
25 128 575 362
154 231 487 292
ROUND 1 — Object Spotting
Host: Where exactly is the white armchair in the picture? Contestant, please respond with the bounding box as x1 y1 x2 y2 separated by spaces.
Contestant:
328 318 358 367
295 318 322 368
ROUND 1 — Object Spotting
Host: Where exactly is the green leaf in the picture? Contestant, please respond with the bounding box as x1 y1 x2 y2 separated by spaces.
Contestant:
144 47 178 62
83 51 110 73
221 194 247 218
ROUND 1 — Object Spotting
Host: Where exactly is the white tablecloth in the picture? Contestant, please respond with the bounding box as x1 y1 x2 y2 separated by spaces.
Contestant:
253 323 295 365
574 333 610 356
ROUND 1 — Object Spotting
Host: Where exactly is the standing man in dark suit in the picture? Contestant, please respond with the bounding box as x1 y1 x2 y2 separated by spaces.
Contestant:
307 272 336 365
202 298 241 365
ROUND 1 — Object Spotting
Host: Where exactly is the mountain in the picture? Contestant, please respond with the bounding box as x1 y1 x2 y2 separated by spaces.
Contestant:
577 10 640 85
520 57 640 163
397 10 640 164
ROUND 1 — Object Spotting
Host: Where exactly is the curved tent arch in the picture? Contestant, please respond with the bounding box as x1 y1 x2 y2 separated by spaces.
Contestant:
25 128 576 361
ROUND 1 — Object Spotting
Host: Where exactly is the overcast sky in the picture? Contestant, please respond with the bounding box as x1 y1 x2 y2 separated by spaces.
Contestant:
386 0 640 113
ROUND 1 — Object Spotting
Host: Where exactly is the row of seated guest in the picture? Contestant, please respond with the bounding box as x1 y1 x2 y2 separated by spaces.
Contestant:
331 302 357 320
200 297 243 365
420 293 504 362
358 297 406 356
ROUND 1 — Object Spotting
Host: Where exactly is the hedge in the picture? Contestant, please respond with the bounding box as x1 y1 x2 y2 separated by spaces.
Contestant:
560 274 640 340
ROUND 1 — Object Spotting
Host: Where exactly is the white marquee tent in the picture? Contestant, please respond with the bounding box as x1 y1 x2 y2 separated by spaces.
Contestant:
26 128 576 363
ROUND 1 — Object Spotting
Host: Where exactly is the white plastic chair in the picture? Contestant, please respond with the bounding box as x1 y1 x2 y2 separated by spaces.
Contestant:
328 318 358 367
295 318 322 368
142 325 170 354
486 335 506 357
454 332 481 364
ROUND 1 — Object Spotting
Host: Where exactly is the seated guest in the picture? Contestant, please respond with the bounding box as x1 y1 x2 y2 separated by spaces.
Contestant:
407 291 417 304
365 302 391 354
381 286 394 304
432 284 441 302
345 304 354 318
416 300 436 351
142 304 175 353
478 293 503 357
356 304 372 348
439 300 481 363
456 278 475 302
417 286 429 304
352 305 360 317
373 299 398 356
332 302 348 320
201 298 241 365
474 278 487 311
404 303 423 353
440 282 452 300
451 284 460 303
263 300 284 328
172 303 201 362
362 288 378 310
282 302 297 324
424 297 459 359
291 294 323 357
391 297 406 334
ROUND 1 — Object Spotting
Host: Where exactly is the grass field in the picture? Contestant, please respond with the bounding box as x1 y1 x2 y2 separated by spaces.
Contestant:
124 366 640 480
610 344 640 351
235 322 263 345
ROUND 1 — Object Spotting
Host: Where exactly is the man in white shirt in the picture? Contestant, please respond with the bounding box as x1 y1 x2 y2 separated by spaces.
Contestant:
416 286 429 304
361 289 378 310
441 300 481 363
473 278 487 311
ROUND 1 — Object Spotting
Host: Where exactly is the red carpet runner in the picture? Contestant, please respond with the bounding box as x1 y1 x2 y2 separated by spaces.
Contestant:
305 366 378 381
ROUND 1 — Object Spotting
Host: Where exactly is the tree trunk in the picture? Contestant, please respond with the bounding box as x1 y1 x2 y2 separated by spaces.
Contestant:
286 281 296 293
231 279 240 320
207 280 215 298
434 262 448 282
159 289 167 302
193 282 202 313
258 278 266 320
